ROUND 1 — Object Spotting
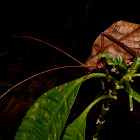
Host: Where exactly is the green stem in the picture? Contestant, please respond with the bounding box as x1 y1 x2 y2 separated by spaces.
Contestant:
93 100 112 140
85 73 118 85
85 94 115 114
129 95 133 111
93 88 117 139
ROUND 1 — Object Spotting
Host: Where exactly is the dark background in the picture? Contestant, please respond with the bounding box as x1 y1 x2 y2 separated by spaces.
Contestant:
0 0 140 140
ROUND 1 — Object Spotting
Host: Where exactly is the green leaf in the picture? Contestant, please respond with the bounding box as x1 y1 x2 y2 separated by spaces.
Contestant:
125 81 140 103
98 51 111 59
130 57 140 75
62 95 112 140
14 76 85 140
98 52 127 70
107 54 127 70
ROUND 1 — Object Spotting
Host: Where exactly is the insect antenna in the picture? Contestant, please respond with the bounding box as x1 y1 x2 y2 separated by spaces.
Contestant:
0 65 84 99
14 36 85 67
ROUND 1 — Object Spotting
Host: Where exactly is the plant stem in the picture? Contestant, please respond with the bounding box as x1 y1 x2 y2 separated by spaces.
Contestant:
92 99 112 140
93 88 117 140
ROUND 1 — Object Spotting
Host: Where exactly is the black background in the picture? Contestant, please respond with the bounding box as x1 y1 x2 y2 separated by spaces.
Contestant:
0 0 140 140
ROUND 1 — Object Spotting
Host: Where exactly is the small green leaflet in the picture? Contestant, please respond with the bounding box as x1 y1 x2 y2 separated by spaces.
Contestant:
125 81 140 103
14 76 85 140
98 51 111 59
98 51 127 70
130 57 140 75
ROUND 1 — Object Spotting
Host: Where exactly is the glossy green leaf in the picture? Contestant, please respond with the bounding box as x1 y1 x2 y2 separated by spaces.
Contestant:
107 54 126 70
14 76 85 140
125 81 140 103
130 57 140 75
62 95 113 140
98 52 127 70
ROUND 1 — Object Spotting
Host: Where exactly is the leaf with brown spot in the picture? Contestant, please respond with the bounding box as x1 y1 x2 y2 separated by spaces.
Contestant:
58 86 63 92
